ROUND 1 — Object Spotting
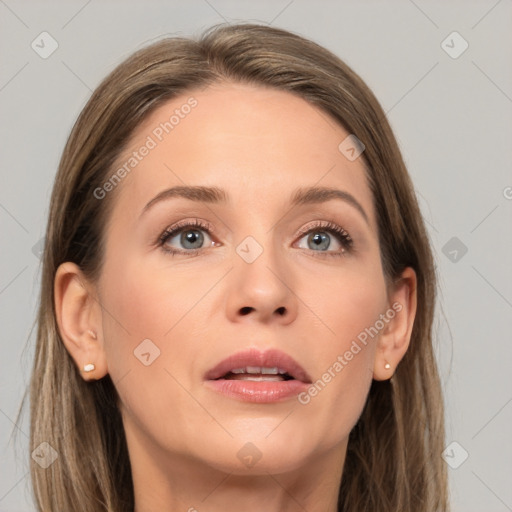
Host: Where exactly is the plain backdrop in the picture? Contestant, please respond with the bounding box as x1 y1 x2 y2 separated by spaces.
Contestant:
0 1 511 511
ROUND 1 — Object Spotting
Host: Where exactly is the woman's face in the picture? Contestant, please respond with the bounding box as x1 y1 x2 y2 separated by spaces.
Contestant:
91 82 400 476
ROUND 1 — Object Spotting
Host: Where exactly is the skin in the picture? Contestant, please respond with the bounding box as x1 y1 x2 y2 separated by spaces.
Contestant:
55 82 417 512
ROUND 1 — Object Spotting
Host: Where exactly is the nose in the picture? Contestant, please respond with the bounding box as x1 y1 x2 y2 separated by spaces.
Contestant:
224 238 298 325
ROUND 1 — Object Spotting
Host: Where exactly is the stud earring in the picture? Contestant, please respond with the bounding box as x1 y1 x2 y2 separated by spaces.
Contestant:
83 363 95 372
384 362 391 370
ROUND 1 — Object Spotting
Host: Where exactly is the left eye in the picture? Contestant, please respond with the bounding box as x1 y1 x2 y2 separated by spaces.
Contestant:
295 225 352 254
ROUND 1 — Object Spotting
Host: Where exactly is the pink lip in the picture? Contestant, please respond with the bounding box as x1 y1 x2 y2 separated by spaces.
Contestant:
203 348 312 403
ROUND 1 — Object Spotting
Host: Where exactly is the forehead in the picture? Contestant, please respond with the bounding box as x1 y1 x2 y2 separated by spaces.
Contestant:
107 82 376 230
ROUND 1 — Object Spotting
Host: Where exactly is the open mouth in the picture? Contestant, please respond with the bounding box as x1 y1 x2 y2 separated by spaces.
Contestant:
219 367 295 382
205 348 311 384
204 348 311 403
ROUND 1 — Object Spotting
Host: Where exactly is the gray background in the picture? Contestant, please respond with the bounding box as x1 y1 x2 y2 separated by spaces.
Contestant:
1 1 511 510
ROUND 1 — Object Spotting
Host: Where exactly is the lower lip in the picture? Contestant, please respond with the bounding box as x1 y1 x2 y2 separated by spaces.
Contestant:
205 378 310 403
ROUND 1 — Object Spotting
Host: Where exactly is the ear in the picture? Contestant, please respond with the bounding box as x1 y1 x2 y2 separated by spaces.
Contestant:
373 266 417 381
54 262 108 381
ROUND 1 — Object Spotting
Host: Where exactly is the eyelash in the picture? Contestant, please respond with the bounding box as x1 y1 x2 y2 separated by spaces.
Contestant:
157 219 353 258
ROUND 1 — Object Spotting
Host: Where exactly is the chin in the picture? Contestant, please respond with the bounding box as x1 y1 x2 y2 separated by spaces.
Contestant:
204 448 311 476
187 433 318 476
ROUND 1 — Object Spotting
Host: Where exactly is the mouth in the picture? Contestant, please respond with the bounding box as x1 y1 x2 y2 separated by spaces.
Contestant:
204 348 312 403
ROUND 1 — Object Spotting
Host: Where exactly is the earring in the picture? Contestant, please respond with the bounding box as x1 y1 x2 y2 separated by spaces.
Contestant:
88 329 97 340
83 363 95 372
384 362 391 370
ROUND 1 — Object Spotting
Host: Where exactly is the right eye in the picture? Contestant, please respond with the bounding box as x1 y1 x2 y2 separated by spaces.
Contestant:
158 219 218 256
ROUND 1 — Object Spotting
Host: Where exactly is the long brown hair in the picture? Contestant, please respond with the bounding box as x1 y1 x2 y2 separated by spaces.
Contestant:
20 22 448 511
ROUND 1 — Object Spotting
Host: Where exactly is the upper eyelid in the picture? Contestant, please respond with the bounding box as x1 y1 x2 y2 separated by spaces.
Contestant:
296 221 350 237
160 219 213 235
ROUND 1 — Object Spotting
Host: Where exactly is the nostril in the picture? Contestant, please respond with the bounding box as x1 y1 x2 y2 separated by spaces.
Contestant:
238 306 286 316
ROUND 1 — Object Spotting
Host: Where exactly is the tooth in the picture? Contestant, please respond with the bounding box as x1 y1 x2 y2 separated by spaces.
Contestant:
261 367 279 375
237 375 284 382
227 367 287 376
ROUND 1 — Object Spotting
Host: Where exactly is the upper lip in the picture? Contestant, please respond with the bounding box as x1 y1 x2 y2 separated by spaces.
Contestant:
204 348 312 383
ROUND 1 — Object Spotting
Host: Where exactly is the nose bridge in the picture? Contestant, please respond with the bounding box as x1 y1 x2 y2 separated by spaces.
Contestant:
226 226 297 323
234 230 282 292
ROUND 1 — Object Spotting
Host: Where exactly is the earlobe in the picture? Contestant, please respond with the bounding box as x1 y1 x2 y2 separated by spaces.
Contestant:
54 262 108 381
373 267 417 381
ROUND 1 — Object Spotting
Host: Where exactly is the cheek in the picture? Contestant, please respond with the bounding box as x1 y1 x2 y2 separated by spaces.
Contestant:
98 254 193 377
100 248 209 336
292 261 386 442
300 258 387 346
97 259 211 448
98 251 223 394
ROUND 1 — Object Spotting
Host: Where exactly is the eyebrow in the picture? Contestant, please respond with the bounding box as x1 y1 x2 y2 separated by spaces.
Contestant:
140 185 369 225
290 186 369 225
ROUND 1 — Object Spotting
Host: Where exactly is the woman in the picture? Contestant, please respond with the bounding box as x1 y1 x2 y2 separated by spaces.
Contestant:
28 22 449 511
